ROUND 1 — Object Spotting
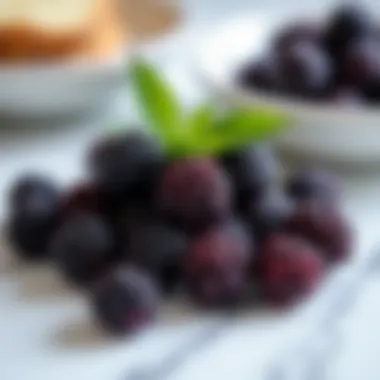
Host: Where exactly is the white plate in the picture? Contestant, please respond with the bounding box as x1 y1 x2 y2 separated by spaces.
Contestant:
195 11 380 165
0 51 127 118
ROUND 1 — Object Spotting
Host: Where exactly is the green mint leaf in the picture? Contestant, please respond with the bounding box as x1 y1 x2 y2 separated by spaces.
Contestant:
212 107 287 151
129 58 183 148
186 103 215 135
182 107 288 158
181 103 215 155
167 107 287 159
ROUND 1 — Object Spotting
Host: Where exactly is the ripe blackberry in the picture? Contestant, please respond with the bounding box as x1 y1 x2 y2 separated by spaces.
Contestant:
248 191 294 241
274 22 322 54
63 182 104 215
330 87 364 105
279 40 333 98
259 233 324 305
8 214 55 259
158 158 232 230
341 38 380 89
7 174 61 259
51 213 115 285
88 130 164 202
239 55 280 91
286 201 352 263
92 266 159 335
128 223 189 292
325 4 374 62
184 223 251 307
286 168 341 204
9 174 60 215
221 144 278 210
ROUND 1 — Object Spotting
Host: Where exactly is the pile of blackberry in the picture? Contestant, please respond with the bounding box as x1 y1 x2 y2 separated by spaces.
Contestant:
239 4 380 104
6 130 352 335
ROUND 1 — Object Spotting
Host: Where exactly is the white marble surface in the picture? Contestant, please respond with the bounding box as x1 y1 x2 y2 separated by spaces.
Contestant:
1 2 380 380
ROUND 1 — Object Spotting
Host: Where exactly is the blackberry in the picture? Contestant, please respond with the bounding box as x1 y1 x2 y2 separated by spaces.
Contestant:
158 158 232 231
259 233 325 305
286 201 352 263
279 40 333 98
92 266 159 335
325 4 374 62
221 144 278 210
248 191 294 241
184 223 251 307
51 213 115 285
128 223 189 292
286 168 341 204
7 174 61 259
88 130 164 203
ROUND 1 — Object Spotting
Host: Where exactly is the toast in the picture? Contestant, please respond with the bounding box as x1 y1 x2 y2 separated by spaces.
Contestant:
0 0 116 61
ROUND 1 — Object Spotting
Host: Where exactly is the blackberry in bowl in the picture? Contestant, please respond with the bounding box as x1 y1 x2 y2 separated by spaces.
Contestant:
196 4 380 164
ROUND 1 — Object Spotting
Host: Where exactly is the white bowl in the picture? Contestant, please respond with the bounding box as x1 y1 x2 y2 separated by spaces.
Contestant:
0 52 127 118
195 11 380 165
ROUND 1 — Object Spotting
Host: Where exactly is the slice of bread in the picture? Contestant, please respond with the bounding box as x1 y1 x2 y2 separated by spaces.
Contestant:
0 0 96 32
74 0 126 62
0 0 103 61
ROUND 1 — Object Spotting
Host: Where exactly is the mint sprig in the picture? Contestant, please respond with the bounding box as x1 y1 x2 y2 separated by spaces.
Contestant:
130 58 182 148
129 58 288 159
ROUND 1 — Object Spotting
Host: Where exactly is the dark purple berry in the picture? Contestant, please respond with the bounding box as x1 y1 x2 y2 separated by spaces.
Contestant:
248 191 295 241
8 214 56 259
279 40 333 98
88 131 164 202
184 223 251 307
258 233 324 305
92 266 159 335
239 55 280 91
341 38 380 88
329 87 364 105
325 4 374 61
221 144 278 210
120 204 156 237
286 201 352 263
7 174 61 259
128 223 189 293
274 21 322 54
9 174 60 216
158 158 232 230
51 214 115 285
286 168 341 204
63 182 104 215
340 38 380 101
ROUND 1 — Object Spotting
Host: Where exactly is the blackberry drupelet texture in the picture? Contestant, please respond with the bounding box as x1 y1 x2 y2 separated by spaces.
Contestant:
158 158 232 231
259 233 325 305
286 201 352 263
184 222 251 307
